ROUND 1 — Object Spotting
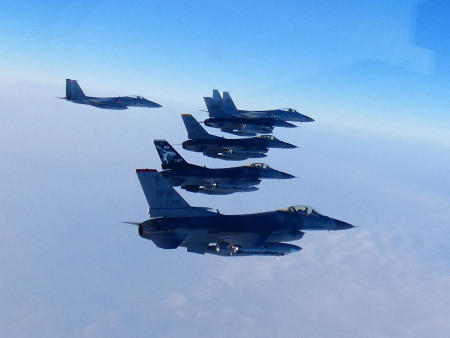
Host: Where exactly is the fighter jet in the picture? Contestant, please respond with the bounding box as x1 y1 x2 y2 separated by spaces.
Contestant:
127 169 355 256
202 90 314 136
61 79 162 110
181 114 297 161
154 139 294 195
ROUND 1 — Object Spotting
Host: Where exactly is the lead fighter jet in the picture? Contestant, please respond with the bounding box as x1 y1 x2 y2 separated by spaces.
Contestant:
61 79 162 110
128 169 355 256
203 90 314 136
181 114 297 161
154 139 294 195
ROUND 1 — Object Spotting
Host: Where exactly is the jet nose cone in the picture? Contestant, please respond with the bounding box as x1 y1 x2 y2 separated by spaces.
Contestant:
283 142 297 149
335 219 355 230
281 172 296 179
290 245 302 253
266 169 296 179
148 101 162 108
304 116 315 122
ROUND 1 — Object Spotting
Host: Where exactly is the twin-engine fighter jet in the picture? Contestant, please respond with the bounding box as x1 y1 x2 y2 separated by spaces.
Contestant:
129 169 355 256
61 79 162 110
181 114 297 161
154 139 294 195
203 90 314 136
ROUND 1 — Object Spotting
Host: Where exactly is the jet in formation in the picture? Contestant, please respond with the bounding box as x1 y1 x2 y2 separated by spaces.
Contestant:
203 90 314 136
128 169 355 256
154 139 294 195
181 114 297 160
61 79 162 110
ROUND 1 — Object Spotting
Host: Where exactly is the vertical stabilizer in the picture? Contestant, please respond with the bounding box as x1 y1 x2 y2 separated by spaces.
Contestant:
222 91 238 113
181 114 217 139
66 79 86 99
153 139 189 169
212 89 222 104
135 169 213 218
204 97 214 111
204 96 227 117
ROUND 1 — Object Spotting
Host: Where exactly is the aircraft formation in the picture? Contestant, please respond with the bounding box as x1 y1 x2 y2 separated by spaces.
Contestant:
62 80 355 256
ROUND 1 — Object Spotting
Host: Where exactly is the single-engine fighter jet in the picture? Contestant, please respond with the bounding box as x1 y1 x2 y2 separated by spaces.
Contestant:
127 169 355 256
154 139 295 195
61 79 161 110
181 114 297 161
202 90 314 136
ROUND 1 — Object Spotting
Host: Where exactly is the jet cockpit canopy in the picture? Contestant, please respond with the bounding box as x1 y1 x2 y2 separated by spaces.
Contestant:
280 108 298 113
278 205 322 216
245 163 271 169
257 135 276 140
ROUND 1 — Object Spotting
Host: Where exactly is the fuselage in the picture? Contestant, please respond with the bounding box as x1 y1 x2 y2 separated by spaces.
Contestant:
204 117 296 136
162 165 292 182
68 95 161 109
160 163 294 194
182 137 296 152
139 209 353 246
238 109 315 122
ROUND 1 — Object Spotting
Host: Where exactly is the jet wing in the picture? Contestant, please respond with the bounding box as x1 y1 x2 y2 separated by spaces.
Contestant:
88 98 128 110
182 177 216 185
183 231 271 255
180 176 256 185
209 231 271 247
91 103 128 110
239 111 272 119
204 145 265 153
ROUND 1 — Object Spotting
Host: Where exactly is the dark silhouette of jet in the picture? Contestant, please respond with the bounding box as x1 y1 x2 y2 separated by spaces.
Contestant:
126 169 355 256
154 139 294 195
181 114 297 161
61 79 161 110
203 90 314 136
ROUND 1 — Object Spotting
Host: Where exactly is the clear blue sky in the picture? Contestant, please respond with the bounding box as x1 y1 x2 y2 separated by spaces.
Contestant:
1 1 450 337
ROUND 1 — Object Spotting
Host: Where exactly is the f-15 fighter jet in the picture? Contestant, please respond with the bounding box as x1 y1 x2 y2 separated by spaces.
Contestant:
127 169 355 256
202 90 314 136
154 139 294 195
61 79 161 110
181 114 296 161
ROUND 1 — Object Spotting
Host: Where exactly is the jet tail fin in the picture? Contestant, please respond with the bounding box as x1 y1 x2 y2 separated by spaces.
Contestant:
153 139 190 169
181 114 218 139
66 79 86 99
212 89 222 104
203 97 214 111
222 91 238 113
135 169 213 218
204 96 228 117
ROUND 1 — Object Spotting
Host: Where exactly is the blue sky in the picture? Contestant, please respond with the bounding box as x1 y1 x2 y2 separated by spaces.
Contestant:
1 1 450 337
1 0 448 144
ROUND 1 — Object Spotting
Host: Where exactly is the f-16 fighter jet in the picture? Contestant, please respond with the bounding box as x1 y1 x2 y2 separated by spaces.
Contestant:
61 79 161 110
202 90 314 136
154 139 294 195
127 169 355 256
181 114 296 161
